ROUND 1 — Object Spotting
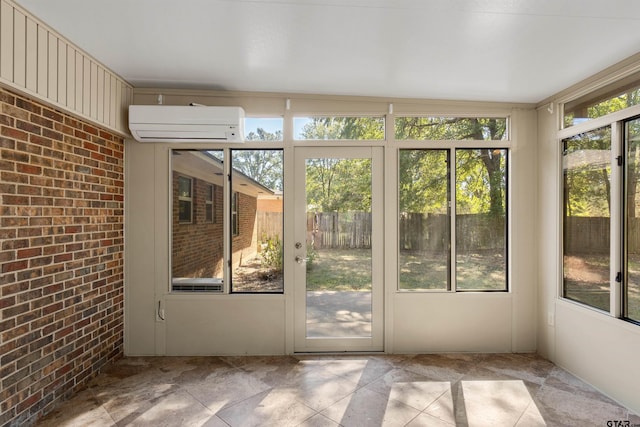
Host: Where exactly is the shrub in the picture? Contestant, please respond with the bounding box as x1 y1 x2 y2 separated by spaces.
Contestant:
261 235 283 272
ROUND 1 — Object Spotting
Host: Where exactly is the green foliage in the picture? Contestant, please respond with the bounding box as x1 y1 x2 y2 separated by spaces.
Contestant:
399 150 448 214
300 117 384 140
245 128 283 141
231 148 283 191
563 128 612 217
456 149 507 216
564 88 640 127
260 235 283 272
305 242 317 271
395 117 506 141
305 158 372 212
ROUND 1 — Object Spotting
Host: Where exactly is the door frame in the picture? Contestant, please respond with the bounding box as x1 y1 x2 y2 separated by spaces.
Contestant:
293 146 384 352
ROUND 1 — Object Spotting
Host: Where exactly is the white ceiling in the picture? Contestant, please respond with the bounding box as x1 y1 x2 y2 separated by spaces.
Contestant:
14 0 640 103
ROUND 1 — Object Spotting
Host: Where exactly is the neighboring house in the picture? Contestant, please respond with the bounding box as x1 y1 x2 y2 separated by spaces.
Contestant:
171 150 275 281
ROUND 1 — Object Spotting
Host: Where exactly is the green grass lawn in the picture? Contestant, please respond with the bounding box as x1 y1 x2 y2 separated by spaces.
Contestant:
306 249 372 291
564 254 640 320
306 248 506 291
306 249 640 320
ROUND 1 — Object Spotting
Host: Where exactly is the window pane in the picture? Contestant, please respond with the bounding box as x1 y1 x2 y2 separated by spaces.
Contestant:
395 117 507 140
294 116 384 140
562 127 611 311
456 149 507 290
231 149 284 293
244 118 284 141
626 118 640 322
171 150 224 293
178 176 191 197
564 73 640 127
399 150 450 290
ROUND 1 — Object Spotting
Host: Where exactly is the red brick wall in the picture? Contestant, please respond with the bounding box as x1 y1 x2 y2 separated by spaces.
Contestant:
233 191 258 268
171 172 224 278
171 172 258 280
0 87 124 426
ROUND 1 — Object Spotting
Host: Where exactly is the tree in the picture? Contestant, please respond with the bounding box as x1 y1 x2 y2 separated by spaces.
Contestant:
396 117 507 216
305 158 371 212
231 130 283 191
301 118 377 212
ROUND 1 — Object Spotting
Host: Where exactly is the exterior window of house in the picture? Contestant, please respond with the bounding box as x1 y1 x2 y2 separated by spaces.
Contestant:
178 176 193 223
562 127 612 312
395 117 508 140
294 116 385 140
561 85 640 326
171 148 283 294
399 149 451 290
396 115 509 292
244 118 284 141
172 150 224 293
398 148 508 291
456 149 508 290
230 149 284 293
205 185 214 223
625 117 640 323
563 71 640 128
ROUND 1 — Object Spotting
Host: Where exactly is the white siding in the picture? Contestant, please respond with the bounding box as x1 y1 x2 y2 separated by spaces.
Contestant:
0 0 131 135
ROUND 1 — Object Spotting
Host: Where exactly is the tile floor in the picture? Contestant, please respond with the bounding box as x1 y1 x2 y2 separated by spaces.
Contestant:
35 353 639 427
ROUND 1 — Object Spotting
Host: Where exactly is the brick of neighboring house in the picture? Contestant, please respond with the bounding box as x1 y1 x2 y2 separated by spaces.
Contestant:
171 172 258 279
0 87 124 427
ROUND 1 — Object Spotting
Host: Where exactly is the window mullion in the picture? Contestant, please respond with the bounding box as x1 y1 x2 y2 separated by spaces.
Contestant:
612 121 623 317
450 148 457 292
223 148 231 294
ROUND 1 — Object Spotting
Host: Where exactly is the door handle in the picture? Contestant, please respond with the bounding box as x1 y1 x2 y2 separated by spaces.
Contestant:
295 256 307 264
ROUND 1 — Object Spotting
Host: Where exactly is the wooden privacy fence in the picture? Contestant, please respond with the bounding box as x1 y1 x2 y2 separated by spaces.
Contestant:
257 211 507 250
257 212 640 253
256 212 284 241
307 212 372 249
400 213 505 252
565 216 640 254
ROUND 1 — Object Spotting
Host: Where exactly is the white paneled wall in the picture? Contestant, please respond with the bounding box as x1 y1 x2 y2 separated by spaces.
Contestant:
0 0 132 135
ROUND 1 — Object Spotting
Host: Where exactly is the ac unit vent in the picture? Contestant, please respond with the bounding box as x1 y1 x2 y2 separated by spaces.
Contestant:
172 278 223 293
128 105 245 143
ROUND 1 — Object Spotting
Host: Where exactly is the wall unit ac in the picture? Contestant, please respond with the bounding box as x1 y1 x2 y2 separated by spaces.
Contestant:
128 105 244 142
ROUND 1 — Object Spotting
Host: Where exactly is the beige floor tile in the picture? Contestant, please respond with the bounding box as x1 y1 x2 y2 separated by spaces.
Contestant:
406 412 456 427
183 369 272 413
321 386 421 427
298 413 341 427
216 388 317 427
275 366 361 411
366 368 452 411
461 379 538 427
33 354 638 427
36 389 114 427
123 389 214 427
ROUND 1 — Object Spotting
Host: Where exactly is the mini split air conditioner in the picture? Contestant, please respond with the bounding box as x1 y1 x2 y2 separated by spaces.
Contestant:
128 105 245 142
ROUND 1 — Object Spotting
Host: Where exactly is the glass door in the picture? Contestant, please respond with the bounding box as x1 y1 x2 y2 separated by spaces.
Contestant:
293 147 383 352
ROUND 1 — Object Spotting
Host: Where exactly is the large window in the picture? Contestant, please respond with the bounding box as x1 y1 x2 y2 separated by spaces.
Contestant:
456 149 508 290
398 147 508 292
562 99 640 326
625 117 640 323
562 127 612 312
399 150 451 290
171 149 284 294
